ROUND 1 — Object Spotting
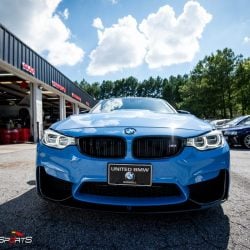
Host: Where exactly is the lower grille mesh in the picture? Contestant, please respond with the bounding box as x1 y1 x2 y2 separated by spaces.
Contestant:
79 182 181 198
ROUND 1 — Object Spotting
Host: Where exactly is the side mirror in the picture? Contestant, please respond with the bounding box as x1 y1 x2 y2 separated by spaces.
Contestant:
177 109 190 114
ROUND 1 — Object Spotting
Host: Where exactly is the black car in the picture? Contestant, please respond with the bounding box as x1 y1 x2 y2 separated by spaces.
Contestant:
223 117 250 149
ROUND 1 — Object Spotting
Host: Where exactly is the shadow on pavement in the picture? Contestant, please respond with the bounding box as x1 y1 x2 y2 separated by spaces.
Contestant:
230 147 250 151
229 144 250 151
0 188 230 249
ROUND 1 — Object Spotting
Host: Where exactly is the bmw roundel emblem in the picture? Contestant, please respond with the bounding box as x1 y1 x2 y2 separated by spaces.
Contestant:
124 128 136 135
125 171 135 181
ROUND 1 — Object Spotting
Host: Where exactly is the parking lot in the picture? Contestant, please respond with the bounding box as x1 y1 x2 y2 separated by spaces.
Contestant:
0 144 249 249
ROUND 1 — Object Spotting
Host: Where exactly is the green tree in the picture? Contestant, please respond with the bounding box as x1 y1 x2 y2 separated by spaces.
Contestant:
100 80 114 99
162 75 188 108
78 79 100 100
180 48 241 118
137 76 163 98
112 77 139 97
235 58 250 114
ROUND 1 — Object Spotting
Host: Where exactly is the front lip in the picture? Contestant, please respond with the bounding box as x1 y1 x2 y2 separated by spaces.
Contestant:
43 196 226 214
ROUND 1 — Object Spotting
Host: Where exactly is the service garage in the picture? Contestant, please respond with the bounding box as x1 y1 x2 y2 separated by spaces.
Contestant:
0 24 96 145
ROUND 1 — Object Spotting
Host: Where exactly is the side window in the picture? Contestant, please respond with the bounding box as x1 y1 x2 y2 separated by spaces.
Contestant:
242 117 250 126
245 118 250 126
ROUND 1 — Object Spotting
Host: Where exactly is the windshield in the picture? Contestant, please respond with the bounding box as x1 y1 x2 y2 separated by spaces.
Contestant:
239 117 250 126
227 116 245 126
90 98 177 114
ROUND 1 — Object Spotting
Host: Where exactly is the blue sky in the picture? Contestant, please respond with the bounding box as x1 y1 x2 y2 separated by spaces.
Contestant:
0 0 250 83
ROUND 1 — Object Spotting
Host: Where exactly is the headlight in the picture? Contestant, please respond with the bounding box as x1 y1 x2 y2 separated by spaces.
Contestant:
42 129 76 149
186 130 223 150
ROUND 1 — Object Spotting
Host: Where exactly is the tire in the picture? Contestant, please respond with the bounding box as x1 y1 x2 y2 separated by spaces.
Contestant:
242 134 250 149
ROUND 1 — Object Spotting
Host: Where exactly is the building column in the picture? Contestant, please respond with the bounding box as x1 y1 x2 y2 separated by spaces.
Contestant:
73 103 79 115
30 82 43 142
60 96 66 120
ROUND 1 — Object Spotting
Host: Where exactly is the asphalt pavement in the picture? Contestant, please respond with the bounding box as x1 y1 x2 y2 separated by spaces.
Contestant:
0 144 249 250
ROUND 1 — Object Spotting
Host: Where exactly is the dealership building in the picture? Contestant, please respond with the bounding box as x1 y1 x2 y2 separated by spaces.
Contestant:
0 24 96 144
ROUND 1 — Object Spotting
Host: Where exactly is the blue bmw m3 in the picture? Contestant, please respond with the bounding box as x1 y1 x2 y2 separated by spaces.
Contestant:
36 97 230 212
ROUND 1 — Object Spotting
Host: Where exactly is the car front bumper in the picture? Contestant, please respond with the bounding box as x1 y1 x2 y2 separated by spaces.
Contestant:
36 143 230 212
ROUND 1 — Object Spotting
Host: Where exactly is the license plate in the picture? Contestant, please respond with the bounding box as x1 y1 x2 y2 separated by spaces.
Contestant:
108 164 152 186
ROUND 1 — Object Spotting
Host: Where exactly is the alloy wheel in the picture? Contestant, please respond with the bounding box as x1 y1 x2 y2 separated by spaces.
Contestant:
243 134 250 149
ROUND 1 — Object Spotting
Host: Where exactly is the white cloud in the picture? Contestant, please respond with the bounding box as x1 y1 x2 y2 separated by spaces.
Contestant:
0 0 84 66
63 8 69 20
87 15 147 76
88 1 212 75
92 17 104 30
243 36 250 44
139 0 212 68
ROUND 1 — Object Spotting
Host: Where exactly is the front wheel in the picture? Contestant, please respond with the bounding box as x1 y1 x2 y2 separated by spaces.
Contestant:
242 134 250 149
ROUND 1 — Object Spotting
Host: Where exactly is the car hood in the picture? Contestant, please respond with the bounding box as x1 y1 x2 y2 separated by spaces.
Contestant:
50 110 212 138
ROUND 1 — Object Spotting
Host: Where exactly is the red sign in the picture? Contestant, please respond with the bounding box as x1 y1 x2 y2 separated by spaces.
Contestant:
22 62 35 75
72 93 81 102
52 81 66 93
